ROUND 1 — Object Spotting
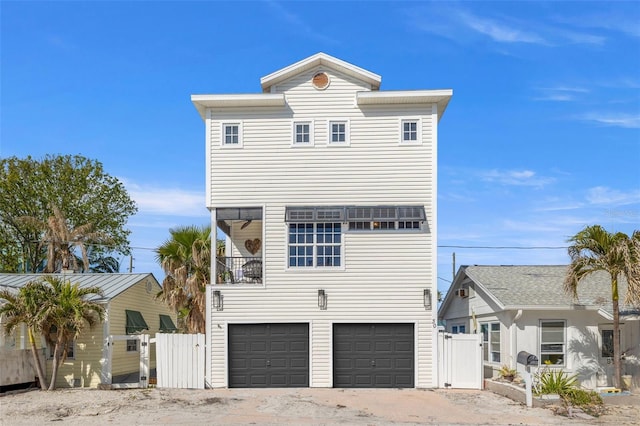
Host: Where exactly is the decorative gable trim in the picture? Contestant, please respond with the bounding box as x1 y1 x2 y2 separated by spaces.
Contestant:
260 52 381 93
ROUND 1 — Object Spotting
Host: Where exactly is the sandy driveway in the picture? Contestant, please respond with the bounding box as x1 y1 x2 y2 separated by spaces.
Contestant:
1 387 638 425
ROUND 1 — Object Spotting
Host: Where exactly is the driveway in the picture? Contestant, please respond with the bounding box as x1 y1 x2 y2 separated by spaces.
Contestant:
1 387 638 425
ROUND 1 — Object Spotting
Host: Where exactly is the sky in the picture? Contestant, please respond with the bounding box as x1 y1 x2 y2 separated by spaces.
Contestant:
1 1 639 298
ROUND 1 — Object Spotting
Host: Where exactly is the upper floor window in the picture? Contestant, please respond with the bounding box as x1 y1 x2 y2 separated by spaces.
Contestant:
540 320 565 366
401 119 421 144
293 121 313 146
329 120 349 145
222 123 242 147
288 223 342 268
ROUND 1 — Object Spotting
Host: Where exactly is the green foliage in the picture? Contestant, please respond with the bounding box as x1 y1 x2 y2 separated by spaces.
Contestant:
0 276 104 390
156 225 211 334
0 155 137 272
561 388 605 417
534 368 577 395
564 225 640 389
498 365 517 381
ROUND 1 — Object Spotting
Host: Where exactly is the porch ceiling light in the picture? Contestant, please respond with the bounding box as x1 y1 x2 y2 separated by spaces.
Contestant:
423 289 432 310
213 290 223 311
318 289 327 310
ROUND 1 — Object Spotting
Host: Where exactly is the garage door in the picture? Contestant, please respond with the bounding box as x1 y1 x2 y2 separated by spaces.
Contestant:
228 323 309 388
333 323 414 388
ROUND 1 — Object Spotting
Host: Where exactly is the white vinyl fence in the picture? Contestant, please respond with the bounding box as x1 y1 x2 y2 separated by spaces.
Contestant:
155 333 205 389
438 332 483 389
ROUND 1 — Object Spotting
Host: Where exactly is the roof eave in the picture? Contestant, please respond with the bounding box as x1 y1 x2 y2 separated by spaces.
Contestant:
260 52 381 92
357 89 453 121
191 94 286 120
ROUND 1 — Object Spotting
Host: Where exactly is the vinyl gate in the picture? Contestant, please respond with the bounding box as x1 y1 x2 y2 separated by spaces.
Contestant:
155 333 205 389
438 332 483 389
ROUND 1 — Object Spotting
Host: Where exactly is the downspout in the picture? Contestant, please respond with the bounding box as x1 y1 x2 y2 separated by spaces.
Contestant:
511 310 523 369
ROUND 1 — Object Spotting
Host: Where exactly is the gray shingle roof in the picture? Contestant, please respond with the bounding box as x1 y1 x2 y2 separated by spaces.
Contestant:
464 265 634 314
0 273 160 302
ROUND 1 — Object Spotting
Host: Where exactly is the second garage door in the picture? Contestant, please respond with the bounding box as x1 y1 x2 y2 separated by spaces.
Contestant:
333 323 414 388
228 323 309 388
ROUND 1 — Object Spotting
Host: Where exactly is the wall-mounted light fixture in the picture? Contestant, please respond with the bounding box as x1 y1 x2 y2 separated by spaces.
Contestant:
423 289 432 310
213 290 223 311
318 289 327 310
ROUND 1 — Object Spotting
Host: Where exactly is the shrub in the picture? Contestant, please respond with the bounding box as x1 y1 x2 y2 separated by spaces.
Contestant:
534 368 577 395
498 365 517 381
561 388 605 417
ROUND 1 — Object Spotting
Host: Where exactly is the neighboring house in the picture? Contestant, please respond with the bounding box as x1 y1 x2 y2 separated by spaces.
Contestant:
438 265 640 390
0 273 177 388
192 52 452 388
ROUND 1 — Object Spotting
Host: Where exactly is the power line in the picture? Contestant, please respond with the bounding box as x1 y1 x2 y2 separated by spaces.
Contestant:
438 245 567 250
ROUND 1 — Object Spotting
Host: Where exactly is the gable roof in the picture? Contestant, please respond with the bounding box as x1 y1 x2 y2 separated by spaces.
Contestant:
260 52 382 93
0 273 160 303
440 265 636 319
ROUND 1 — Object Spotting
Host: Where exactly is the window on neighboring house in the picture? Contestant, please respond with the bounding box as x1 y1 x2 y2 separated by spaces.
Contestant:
329 121 349 145
47 327 74 359
288 223 341 268
293 121 313 145
481 322 500 363
452 325 466 334
401 119 420 143
126 339 138 352
540 320 566 365
222 123 242 147
601 329 619 358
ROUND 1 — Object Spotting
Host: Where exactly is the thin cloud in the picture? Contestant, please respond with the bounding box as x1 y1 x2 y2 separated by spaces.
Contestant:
265 1 338 44
123 180 208 217
478 169 555 187
532 86 589 102
456 10 546 44
577 113 640 129
586 186 640 206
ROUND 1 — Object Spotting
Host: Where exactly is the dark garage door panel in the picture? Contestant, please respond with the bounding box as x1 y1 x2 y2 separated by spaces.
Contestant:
228 323 309 388
333 323 414 388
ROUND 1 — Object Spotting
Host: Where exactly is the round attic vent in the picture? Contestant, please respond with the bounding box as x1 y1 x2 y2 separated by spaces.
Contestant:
312 72 330 90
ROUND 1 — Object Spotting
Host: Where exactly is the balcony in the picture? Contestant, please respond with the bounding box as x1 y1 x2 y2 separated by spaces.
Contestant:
216 207 263 286
216 256 262 284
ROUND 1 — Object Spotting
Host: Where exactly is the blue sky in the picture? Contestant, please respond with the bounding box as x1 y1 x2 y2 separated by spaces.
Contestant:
1 1 639 296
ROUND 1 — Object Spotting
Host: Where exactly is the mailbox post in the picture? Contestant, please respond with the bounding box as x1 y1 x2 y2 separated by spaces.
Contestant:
517 351 538 408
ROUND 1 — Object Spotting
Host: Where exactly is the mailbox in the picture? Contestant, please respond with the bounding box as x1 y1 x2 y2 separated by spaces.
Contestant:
517 351 538 366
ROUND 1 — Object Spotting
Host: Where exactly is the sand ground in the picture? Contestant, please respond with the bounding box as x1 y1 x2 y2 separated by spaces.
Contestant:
1 387 639 425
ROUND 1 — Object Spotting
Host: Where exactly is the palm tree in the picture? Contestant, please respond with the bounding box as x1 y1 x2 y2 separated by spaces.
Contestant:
0 281 50 390
18 205 108 273
155 225 211 334
564 225 640 389
40 276 104 390
0 277 104 391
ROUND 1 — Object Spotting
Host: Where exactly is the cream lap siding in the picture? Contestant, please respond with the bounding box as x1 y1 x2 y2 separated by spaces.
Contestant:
107 280 176 380
206 67 437 388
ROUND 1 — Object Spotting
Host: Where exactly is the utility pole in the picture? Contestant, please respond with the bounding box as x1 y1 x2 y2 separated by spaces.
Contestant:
129 255 134 273
452 252 456 282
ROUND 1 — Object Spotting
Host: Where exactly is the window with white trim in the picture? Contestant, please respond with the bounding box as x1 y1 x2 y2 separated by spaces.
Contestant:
293 121 313 145
540 320 565 365
401 119 419 143
481 322 500 363
452 325 466 334
126 339 139 352
222 123 242 147
329 120 349 145
288 223 341 268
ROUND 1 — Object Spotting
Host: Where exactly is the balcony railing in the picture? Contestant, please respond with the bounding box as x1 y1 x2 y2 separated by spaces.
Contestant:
216 256 262 284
